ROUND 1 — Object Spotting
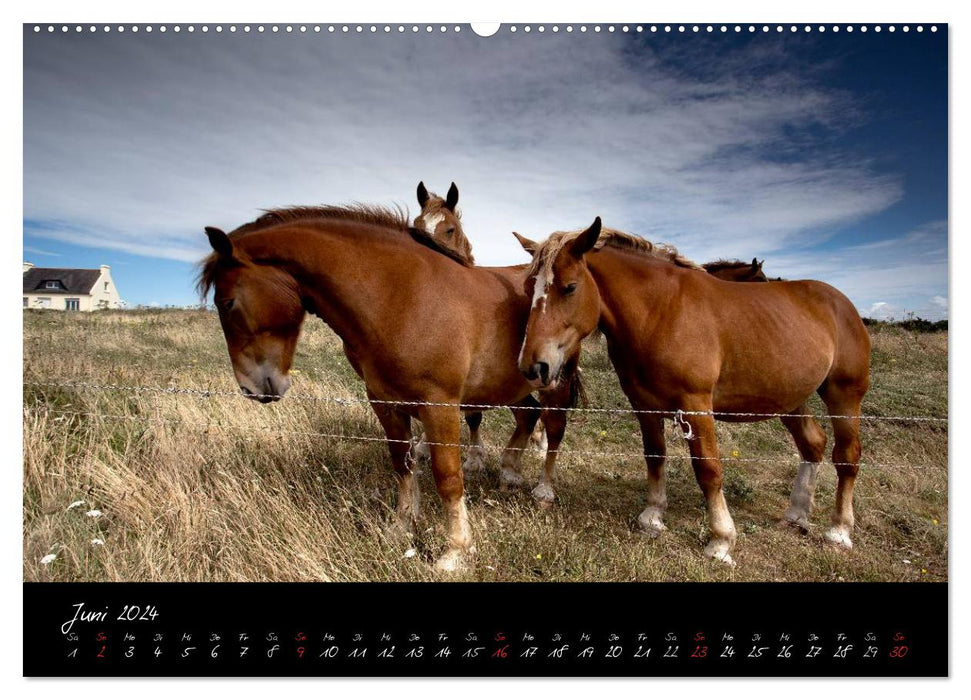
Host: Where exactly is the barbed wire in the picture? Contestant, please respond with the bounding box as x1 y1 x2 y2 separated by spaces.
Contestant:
22 380 948 424
26 406 946 472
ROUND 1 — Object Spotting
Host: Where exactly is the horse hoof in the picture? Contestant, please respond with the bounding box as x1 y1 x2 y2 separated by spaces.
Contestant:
499 467 525 492
779 515 811 535
704 540 736 567
531 482 555 507
434 548 470 574
384 519 415 541
462 448 488 475
823 525 854 550
636 508 668 538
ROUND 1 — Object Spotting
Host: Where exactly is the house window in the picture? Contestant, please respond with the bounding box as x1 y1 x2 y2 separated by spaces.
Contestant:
36 297 51 308
104 281 109 291
23 297 27 308
65 298 80 311
45 281 60 289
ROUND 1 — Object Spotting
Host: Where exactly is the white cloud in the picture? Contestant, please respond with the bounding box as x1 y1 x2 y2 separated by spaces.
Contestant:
25 33 903 269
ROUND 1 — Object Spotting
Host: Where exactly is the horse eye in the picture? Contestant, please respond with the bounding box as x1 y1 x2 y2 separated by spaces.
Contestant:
445 227 455 236
562 282 578 295
221 298 235 311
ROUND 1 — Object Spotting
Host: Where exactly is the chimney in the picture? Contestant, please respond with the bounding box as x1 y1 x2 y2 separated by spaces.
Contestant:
100 264 110 273
23 262 34 273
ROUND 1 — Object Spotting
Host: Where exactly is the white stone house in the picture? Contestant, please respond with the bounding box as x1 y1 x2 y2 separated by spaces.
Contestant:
23 262 124 311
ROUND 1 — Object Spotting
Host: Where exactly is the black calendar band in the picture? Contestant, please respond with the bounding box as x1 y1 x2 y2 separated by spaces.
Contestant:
23 581 947 677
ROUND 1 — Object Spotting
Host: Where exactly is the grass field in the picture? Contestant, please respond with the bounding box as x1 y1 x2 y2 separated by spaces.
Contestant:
23 309 947 582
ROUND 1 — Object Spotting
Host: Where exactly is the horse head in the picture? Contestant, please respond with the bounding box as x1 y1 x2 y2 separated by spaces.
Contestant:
200 226 304 402
414 181 474 263
513 217 603 388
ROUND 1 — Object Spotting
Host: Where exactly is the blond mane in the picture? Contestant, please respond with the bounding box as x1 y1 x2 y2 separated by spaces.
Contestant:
525 226 701 283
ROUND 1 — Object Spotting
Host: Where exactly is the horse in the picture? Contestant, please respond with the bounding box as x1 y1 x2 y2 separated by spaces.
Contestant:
513 218 871 565
198 204 574 572
704 258 768 282
414 181 474 264
413 181 552 470
704 257 786 282
409 182 486 469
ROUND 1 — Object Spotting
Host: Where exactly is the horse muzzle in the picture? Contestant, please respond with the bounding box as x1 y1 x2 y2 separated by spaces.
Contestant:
522 361 554 388
238 372 290 403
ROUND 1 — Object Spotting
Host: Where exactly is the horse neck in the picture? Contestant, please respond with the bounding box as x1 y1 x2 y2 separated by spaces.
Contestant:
587 247 678 340
240 225 408 343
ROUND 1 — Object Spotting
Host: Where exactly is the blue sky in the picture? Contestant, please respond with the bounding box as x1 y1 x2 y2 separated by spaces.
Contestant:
23 26 947 318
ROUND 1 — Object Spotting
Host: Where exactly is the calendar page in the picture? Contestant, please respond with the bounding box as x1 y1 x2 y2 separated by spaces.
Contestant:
22 20 948 677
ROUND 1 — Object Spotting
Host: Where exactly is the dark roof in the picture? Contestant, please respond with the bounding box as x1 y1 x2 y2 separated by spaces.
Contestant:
23 267 102 294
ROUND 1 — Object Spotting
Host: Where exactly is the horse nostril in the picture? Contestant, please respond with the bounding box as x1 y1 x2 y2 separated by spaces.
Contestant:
533 362 550 385
522 365 538 381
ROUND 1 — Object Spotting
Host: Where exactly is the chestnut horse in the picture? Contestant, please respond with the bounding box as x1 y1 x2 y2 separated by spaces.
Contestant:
704 258 769 282
514 219 870 565
199 204 573 571
409 182 485 469
413 182 552 470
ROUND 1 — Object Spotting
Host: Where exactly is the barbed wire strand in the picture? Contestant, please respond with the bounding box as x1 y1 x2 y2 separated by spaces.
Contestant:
22 380 948 423
27 406 946 472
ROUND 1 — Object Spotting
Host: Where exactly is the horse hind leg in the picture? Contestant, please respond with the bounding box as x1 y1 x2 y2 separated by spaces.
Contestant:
461 412 488 475
780 406 827 533
529 418 548 454
372 404 420 533
408 422 431 464
820 382 865 550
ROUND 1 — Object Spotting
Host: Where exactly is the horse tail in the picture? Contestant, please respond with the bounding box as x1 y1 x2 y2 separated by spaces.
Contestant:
569 368 588 409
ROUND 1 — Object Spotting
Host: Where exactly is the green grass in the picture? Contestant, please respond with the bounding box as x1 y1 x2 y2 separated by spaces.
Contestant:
23 309 947 582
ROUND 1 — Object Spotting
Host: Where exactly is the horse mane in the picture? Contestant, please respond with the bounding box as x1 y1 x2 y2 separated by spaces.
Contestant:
702 259 753 273
525 226 701 282
198 203 472 297
407 227 474 266
229 203 411 237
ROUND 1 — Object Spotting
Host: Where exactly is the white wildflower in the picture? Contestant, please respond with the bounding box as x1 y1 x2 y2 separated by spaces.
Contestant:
85 509 102 518
403 548 417 559
67 500 85 510
40 554 57 565
91 539 105 546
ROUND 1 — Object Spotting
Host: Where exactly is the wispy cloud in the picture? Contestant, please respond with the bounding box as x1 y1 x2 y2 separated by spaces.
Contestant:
23 31 941 312
766 220 948 319
23 245 61 257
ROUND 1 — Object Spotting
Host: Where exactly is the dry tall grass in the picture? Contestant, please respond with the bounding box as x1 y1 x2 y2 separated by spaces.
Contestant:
23 309 947 582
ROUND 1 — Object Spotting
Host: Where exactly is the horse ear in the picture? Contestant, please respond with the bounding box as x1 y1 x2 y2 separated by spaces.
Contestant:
758 259 764 269
417 181 430 208
751 257 758 267
445 182 459 211
512 231 539 256
569 217 602 258
205 226 233 259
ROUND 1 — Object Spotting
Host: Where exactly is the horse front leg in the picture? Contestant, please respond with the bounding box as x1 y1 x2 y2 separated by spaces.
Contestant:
419 403 474 573
498 395 542 491
530 378 574 507
682 408 737 565
635 414 668 537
